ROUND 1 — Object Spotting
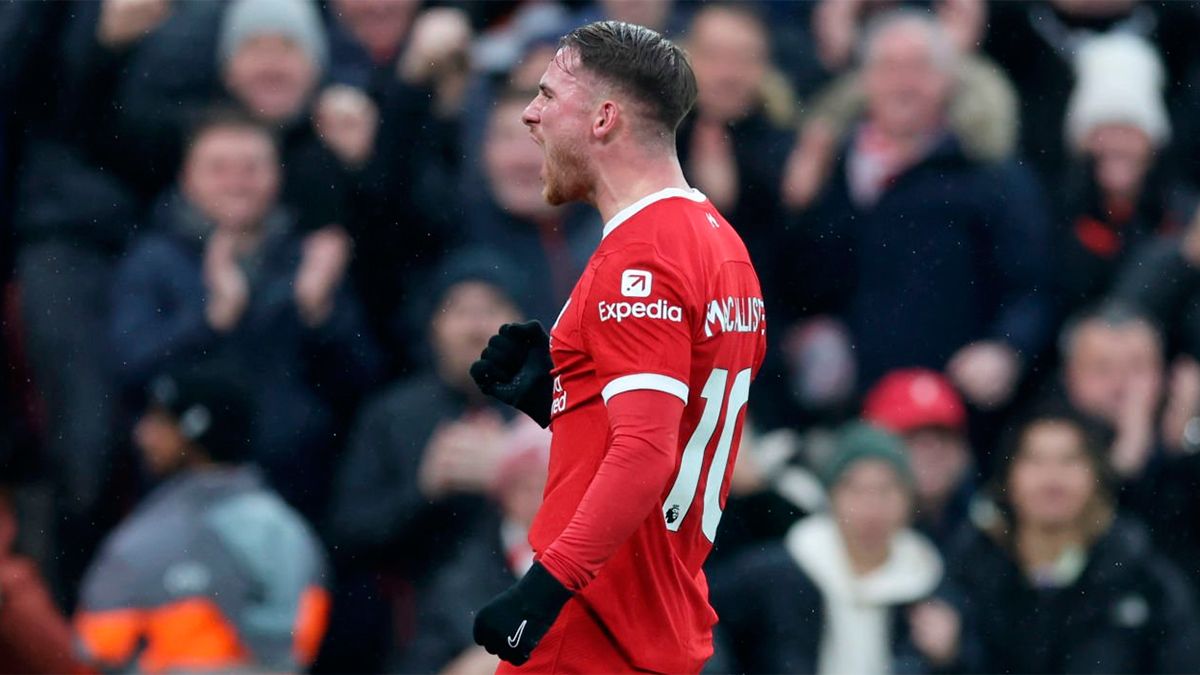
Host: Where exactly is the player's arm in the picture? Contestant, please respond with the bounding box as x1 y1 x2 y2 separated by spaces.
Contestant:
538 388 684 588
473 246 694 665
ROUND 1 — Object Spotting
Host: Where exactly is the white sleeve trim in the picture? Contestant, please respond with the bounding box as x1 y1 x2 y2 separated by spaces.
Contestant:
601 373 689 405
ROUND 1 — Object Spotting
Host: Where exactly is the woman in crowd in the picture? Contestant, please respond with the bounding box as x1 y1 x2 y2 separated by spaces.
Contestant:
947 405 1200 673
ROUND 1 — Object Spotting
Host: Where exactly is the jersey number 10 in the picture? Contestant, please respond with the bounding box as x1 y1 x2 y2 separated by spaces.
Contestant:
661 367 752 542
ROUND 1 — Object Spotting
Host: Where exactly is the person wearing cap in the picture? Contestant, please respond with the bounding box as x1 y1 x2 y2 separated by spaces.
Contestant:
945 404 1200 673
711 422 956 674
402 418 551 674
864 368 975 551
73 367 330 673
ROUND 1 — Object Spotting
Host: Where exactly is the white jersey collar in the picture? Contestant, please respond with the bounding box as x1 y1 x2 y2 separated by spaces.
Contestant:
601 187 707 240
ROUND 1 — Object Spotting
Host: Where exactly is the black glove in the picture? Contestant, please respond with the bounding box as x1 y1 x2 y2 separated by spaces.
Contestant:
473 562 572 665
469 321 554 427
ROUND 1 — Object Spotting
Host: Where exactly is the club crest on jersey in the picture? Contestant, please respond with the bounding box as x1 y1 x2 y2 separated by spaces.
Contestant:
620 269 652 298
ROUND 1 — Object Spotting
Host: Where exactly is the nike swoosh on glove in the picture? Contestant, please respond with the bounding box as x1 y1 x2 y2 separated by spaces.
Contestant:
473 562 572 665
469 320 554 427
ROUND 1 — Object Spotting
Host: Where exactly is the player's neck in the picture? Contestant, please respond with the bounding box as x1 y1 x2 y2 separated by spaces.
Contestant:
591 153 691 225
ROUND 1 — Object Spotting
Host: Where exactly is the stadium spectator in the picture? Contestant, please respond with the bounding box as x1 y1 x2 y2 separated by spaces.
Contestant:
327 250 524 575
108 111 382 516
460 88 598 326
984 0 1200 186
777 9 1052 409
712 423 952 674
785 0 1015 212
75 367 330 673
946 405 1200 673
1055 33 1194 314
324 251 524 664
324 0 421 95
345 6 475 350
1114 209 1200 366
401 419 550 674
8 0 144 599
864 369 976 551
811 0 986 77
677 2 794 293
1045 302 1200 586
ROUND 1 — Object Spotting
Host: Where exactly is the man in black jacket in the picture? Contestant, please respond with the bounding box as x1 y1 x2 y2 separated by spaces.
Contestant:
780 10 1053 409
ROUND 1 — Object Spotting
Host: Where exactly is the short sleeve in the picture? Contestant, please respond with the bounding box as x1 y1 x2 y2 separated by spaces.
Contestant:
581 244 693 405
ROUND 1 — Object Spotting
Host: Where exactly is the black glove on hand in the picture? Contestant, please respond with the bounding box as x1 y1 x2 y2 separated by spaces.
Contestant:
469 321 554 427
474 562 572 665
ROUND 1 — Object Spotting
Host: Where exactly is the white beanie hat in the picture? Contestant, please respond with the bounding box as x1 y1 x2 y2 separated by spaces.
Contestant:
219 0 328 71
1064 32 1170 151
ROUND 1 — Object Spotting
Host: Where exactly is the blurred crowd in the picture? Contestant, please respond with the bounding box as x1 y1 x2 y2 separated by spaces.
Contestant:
1 0 1200 672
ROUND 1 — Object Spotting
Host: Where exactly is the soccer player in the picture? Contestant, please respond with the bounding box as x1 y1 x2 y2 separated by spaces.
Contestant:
468 21 767 673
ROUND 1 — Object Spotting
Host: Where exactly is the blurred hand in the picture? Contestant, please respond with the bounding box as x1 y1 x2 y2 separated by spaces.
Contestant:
203 231 249 332
813 0 864 71
1162 356 1200 454
947 341 1019 409
937 0 985 53
314 85 379 169
440 646 500 675
419 413 508 498
295 226 352 328
1111 367 1161 477
98 0 171 48
782 121 838 211
688 119 739 213
399 7 472 85
784 317 856 410
909 600 961 667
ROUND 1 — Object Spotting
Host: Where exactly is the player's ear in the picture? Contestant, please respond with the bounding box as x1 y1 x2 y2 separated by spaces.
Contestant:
592 100 620 141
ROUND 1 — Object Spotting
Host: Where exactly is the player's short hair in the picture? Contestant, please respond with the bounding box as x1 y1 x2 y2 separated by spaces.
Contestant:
558 20 698 136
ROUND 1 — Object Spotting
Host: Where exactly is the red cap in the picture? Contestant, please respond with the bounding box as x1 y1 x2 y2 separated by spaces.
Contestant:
863 368 966 434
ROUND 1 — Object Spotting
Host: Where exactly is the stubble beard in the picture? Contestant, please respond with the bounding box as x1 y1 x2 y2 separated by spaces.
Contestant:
542 139 591 207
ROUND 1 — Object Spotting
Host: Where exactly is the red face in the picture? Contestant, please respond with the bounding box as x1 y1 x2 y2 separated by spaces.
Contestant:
522 49 597 207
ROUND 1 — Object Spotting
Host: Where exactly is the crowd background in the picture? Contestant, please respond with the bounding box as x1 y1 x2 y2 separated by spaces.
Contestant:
2 0 1200 672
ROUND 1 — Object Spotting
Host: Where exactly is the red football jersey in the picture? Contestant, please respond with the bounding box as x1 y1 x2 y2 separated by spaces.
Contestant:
532 187 767 672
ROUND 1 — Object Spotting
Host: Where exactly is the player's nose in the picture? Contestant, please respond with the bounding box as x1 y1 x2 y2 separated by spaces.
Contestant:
522 101 540 126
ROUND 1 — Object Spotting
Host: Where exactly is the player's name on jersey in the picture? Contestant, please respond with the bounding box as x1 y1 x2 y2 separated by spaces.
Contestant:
704 296 766 338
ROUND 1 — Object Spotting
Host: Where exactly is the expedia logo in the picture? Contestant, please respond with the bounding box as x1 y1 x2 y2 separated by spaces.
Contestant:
597 299 683 323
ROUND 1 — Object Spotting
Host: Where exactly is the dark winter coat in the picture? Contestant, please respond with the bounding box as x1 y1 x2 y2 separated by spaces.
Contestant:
947 516 1200 674
783 133 1053 390
460 199 598 328
677 108 794 296
1113 235 1200 358
1054 158 1194 315
399 513 517 673
324 371 510 579
108 195 382 514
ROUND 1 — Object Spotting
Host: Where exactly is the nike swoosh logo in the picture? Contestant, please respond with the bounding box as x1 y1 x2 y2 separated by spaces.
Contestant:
507 619 528 648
